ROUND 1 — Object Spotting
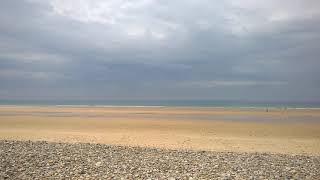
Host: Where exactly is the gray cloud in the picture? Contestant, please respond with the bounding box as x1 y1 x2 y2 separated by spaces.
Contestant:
0 0 320 101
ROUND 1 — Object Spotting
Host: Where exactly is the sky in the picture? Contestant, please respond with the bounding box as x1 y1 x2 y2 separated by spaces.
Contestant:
0 0 320 102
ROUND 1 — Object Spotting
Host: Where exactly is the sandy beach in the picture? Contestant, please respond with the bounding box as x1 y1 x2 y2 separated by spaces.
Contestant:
1 105 320 179
1 105 319 155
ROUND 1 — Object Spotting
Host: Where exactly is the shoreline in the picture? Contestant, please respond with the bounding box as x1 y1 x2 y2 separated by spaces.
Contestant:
2 104 320 109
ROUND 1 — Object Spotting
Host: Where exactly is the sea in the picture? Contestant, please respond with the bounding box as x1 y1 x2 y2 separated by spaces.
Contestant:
0 99 320 109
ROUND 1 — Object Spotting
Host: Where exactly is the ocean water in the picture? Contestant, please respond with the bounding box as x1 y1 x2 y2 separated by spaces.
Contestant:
0 99 320 108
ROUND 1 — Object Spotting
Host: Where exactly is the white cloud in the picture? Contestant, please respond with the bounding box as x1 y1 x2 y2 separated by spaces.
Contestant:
126 26 146 37
224 0 320 36
0 70 63 80
151 31 166 40
179 80 287 88
51 0 117 24
51 0 317 38
50 0 155 25
0 52 66 63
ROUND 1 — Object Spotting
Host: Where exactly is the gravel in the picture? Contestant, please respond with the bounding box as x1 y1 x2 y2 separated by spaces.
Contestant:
0 140 319 179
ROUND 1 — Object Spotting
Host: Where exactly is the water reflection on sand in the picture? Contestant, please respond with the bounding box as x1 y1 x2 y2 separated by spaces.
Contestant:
0 108 319 123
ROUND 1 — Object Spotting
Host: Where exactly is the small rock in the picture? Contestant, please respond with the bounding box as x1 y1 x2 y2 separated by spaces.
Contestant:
95 162 102 167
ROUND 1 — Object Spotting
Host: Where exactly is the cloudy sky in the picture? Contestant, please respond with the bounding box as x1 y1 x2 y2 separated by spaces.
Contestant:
0 0 320 102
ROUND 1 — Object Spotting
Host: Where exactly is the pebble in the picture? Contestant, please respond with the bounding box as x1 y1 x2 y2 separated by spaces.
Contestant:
0 140 319 179
95 162 102 167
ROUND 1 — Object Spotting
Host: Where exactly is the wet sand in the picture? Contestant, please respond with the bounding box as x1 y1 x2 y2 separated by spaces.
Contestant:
0 105 319 155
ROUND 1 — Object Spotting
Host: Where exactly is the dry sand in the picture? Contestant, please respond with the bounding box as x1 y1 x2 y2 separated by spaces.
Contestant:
0 105 319 155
